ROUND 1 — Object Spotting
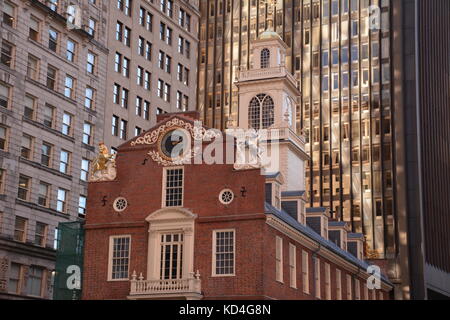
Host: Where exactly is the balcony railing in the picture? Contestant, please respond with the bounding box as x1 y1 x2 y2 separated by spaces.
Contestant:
129 271 201 298
237 66 298 88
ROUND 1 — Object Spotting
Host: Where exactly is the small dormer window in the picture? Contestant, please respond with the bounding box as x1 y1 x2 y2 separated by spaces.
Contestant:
273 183 281 210
261 48 270 68
322 218 328 240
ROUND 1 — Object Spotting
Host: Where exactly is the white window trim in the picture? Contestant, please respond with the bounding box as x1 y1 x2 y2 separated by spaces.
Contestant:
161 166 184 208
325 263 331 300
346 274 352 300
314 257 321 299
275 236 283 283
355 278 361 300
302 250 309 294
371 288 377 300
145 208 196 280
364 283 369 300
336 269 342 300
271 182 281 211
289 243 297 289
107 235 131 281
211 229 236 277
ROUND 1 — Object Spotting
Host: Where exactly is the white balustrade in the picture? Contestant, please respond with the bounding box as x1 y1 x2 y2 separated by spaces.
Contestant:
129 271 201 296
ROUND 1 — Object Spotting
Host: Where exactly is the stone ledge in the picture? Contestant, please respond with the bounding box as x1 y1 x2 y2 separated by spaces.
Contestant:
19 157 73 181
22 116 76 144
15 198 72 220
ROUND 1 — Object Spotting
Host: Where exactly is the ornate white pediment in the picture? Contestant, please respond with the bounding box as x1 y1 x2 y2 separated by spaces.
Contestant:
145 207 197 223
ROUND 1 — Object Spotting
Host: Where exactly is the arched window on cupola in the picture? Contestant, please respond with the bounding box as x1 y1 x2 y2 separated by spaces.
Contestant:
248 94 275 129
261 48 270 68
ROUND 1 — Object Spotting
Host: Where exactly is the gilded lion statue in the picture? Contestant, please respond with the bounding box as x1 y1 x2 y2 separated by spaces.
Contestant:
89 143 117 182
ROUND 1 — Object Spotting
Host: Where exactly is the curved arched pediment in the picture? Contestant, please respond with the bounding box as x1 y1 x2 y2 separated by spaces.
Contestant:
145 207 197 223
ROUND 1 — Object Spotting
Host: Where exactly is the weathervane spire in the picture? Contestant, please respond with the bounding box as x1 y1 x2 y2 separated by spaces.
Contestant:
262 0 278 31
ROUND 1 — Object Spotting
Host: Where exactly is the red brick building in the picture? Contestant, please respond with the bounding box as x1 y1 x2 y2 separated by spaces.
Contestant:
81 30 393 300
81 113 392 300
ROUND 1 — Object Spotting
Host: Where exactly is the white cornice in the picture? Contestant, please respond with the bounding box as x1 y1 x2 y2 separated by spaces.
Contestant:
266 215 393 290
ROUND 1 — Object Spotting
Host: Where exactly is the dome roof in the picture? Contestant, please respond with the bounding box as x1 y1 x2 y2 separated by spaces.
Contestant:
259 29 281 40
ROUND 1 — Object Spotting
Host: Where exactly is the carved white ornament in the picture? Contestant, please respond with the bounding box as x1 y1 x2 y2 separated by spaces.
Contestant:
219 189 234 205
148 146 202 167
130 118 221 146
113 197 128 212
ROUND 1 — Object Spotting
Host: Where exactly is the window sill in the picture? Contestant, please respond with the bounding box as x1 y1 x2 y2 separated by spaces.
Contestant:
23 116 76 143
19 157 73 181
24 77 78 106
82 143 95 152
211 274 236 278
15 198 71 219
107 278 129 282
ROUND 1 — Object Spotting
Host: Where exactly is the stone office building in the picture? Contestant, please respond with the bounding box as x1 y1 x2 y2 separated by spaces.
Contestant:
0 0 107 299
104 0 200 152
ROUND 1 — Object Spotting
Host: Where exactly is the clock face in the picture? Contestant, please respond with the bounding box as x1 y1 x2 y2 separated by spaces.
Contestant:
160 128 189 159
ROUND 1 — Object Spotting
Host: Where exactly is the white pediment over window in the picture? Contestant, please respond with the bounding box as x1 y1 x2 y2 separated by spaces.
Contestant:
145 207 197 224
145 207 197 282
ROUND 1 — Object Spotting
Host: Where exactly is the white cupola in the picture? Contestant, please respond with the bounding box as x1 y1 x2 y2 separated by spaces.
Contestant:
231 14 308 193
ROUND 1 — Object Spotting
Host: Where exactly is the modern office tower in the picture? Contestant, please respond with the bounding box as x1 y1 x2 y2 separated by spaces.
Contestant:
197 0 450 299
397 0 450 300
104 0 199 151
198 0 395 260
0 0 108 299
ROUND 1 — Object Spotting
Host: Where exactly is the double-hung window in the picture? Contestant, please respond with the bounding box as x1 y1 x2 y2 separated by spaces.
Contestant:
163 167 183 207
212 230 235 276
108 235 131 281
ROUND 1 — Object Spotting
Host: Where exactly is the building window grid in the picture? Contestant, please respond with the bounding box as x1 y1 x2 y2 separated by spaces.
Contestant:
109 236 131 280
57 188 68 213
160 233 184 280
260 48 270 68
62 112 72 136
163 168 183 207
85 87 94 109
21 134 33 159
325 263 331 300
26 55 39 80
26 266 44 297
83 122 93 145
346 274 352 300
302 250 309 294
336 269 342 300
34 222 47 247
59 150 70 174
213 230 235 276
8 263 21 294
0 169 5 194
248 94 274 130
81 159 90 181
143 101 150 120
275 236 283 283
48 28 58 52
14 216 27 242
79 195 87 216
87 52 96 74
289 243 296 288
41 142 52 167
314 257 321 299
3 1 15 27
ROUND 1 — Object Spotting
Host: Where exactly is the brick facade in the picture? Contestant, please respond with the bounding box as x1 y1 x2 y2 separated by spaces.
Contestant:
82 113 392 300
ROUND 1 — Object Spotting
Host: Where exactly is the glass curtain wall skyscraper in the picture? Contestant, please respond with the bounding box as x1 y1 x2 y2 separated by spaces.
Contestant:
197 0 395 259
